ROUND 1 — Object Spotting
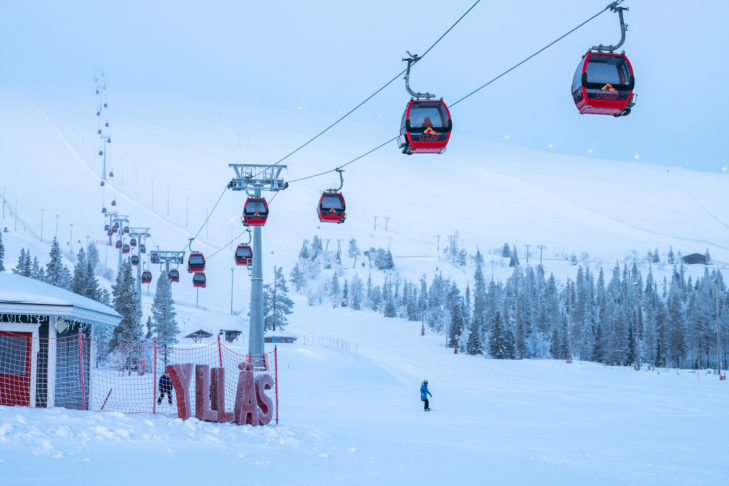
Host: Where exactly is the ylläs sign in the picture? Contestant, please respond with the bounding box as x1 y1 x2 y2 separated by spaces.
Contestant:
166 362 274 425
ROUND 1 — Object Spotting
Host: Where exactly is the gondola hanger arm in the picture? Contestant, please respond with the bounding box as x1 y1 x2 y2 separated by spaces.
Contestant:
403 53 435 100
591 1 628 53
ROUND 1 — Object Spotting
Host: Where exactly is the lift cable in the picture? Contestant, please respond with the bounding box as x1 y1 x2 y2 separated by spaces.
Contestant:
252 0 482 178
451 0 621 107
179 183 230 252
282 0 622 187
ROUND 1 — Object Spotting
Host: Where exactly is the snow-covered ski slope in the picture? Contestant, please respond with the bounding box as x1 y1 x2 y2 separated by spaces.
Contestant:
1 296 727 485
1 91 728 313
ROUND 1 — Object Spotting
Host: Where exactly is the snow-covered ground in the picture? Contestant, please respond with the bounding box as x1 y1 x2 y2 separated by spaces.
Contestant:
1 296 727 485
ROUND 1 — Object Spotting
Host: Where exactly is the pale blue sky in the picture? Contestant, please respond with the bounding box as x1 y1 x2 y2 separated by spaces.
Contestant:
2 0 728 172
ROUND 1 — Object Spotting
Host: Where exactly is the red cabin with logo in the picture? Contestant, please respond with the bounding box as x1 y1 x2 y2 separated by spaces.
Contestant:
572 52 635 117
318 193 346 223
243 198 269 226
399 100 452 154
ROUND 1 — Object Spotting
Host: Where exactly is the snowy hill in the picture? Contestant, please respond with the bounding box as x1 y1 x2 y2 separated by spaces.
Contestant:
2 92 728 317
1 296 727 485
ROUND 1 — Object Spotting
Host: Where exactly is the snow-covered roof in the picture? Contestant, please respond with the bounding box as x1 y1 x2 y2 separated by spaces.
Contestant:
0 273 121 326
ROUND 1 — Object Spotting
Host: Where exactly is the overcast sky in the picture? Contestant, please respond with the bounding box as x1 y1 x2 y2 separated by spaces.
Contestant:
2 0 728 172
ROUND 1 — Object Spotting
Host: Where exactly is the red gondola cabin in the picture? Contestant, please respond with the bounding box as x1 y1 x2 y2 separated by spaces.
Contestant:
130 238 137 247
235 245 253 265
115 240 122 249
122 244 130 254
192 272 206 288
572 52 635 117
318 193 346 223
399 100 452 154
243 198 269 226
131 255 139 266
187 252 205 273
139 244 146 254
168 269 180 282
142 271 153 284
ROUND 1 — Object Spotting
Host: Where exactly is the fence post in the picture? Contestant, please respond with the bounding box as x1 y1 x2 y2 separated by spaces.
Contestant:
274 345 279 425
153 338 157 415
217 335 223 367
78 328 85 411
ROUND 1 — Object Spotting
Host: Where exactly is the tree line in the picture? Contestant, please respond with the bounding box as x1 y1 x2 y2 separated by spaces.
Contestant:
290 236 728 371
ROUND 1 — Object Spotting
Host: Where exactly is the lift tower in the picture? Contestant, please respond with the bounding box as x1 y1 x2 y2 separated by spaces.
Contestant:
229 163 287 362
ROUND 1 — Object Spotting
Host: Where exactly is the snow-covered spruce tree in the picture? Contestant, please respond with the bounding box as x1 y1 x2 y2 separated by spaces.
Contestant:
382 278 396 317
85 255 101 302
349 274 363 310
13 248 32 277
509 245 520 267
150 273 179 364
330 272 341 307
263 266 294 332
489 312 511 359
45 238 66 288
501 243 511 258
87 241 100 272
0 231 5 272
31 256 44 281
348 238 360 260
466 315 483 355
341 279 349 307
111 261 143 349
71 247 87 296
289 263 305 293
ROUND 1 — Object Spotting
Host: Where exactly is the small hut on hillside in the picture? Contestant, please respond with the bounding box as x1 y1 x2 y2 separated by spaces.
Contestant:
0 273 121 409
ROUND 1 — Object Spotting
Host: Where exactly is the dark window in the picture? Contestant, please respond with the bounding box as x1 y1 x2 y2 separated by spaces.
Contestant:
585 55 631 86
321 195 344 210
409 103 449 129
246 201 267 214
189 255 204 265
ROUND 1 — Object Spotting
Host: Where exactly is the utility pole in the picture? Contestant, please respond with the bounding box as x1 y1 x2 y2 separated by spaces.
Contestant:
538 245 546 265
525 244 530 264
40 209 44 243
230 268 235 315
384 216 391 231
229 163 287 364
373 216 377 231
166 186 170 215
633 281 640 370
434 234 441 252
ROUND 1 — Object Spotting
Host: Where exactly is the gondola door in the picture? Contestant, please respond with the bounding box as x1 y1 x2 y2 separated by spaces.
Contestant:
0 331 33 406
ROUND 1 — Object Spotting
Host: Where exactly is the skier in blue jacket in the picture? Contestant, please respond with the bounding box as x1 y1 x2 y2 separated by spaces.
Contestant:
420 380 432 411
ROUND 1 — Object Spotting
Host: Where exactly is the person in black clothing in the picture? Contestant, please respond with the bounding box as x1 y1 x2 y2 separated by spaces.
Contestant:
157 373 173 404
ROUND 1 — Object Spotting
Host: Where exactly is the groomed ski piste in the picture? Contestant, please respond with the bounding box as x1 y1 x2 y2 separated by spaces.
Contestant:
0 296 727 485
